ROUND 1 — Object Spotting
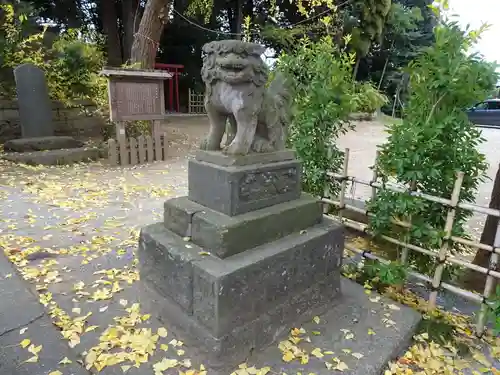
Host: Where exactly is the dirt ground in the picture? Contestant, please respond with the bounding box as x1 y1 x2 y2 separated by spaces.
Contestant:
159 114 500 238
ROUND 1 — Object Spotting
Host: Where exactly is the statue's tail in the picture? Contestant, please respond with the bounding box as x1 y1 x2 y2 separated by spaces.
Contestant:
267 72 291 149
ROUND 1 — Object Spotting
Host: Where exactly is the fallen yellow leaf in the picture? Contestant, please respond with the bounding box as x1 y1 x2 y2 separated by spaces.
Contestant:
311 348 324 358
59 356 72 365
25 356 39 363
282 351 295 362
157 327 168 338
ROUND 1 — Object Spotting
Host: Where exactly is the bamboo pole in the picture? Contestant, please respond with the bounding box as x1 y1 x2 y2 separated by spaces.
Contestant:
337 148 350 219
401 179 417 264
339 213 500 279
324 197 500 262
327 173 452 206
429 172 464 308
476 220 500 336
345 239 483 304
371 151 379 201
459 202 500 218
323 147 334 214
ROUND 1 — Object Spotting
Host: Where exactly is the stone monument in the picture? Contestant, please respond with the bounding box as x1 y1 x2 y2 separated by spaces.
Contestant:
14 63 55 138
138 40 344 369
1 63 100 165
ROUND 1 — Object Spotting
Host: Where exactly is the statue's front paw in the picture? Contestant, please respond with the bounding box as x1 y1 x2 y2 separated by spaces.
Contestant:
224 141 249 155
200 137 220 151
251 138 274 153
199 138 208 150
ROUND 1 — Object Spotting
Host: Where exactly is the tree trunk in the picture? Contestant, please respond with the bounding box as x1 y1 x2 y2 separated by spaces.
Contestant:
121 0 139 63
130 0 170 69
377 40 395 90
352 57 360 81
463 163 500 292
61 0 82 28
235 0 243 39
100 0 123 66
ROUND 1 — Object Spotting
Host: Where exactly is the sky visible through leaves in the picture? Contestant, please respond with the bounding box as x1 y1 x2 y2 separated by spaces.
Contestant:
0 158 498 375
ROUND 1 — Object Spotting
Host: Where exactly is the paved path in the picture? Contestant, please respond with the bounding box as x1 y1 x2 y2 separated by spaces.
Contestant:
0 157 497 375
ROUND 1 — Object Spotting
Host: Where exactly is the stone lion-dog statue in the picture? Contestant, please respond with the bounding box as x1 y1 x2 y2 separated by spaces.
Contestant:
200 40 291 155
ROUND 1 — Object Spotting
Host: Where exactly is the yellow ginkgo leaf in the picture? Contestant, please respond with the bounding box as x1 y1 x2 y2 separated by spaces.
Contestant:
352 352 364 359
85 325 99 333
20 338 31 348
282 351 295 362
313 316 320 324
311 348 324 358
48 371 63 375
121 365 131 372
25 356 39 363
157 327 168 338
28 344 42 355
334 361 349 371
59 356 72 365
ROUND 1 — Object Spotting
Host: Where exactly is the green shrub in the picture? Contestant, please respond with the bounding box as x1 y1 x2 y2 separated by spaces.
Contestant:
368 20 498 276
352 82 389 113
276 36 357 198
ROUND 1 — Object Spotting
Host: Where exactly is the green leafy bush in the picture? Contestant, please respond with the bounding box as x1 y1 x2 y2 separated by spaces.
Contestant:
364 260 408 288
368 20 499 276
352 82 389 114
487 285 500 335
276 36 358 197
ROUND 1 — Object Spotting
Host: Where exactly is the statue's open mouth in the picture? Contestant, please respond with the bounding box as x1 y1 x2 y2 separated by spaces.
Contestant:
223 65 245 72
217 55 247 72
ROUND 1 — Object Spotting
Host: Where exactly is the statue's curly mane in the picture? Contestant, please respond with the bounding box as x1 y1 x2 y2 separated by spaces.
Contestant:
201 40 268 87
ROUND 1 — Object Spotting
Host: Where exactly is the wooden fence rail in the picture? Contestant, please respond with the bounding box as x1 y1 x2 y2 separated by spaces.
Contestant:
322 148 499 336
107 133 168 166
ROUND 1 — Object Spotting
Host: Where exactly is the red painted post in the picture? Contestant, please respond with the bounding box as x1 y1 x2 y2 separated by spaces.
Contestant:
154 63 184 113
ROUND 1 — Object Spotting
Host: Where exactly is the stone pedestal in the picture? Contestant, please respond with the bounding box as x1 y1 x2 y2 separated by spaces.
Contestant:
1 136 101 165
138 150 344 369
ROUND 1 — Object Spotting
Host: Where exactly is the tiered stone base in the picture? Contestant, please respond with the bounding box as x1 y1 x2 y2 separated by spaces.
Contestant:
137 150 344 368
1 136 101 165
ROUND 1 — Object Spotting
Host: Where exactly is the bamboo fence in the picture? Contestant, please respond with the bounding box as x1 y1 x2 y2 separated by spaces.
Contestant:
107 133 168 166
322 148 500 336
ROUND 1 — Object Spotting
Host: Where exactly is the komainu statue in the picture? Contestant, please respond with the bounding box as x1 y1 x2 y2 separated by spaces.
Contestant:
200 40 291 155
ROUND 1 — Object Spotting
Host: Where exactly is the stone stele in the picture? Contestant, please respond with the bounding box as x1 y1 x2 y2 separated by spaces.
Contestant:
139 152 344 370
199 39 291 155
14 63 54 138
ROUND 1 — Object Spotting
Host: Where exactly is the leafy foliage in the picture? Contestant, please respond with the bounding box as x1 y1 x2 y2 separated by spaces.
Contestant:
352 82 389 113
486 285 500 335
276 35 358 197
349 0 392 58
0 4 106 104
364 259 408 287
0 4 151 140
368 20 499 275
